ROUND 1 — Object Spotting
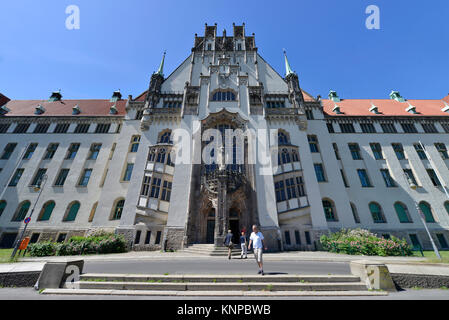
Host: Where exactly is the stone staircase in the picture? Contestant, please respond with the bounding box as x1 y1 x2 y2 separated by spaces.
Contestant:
183 244 247 257
42 273 388 297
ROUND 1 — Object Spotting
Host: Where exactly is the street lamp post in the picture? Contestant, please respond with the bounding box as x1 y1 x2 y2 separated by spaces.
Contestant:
407 178 442 260
10 174 48 260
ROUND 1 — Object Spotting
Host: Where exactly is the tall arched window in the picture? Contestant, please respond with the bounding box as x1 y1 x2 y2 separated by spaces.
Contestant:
130 135 141 153
159 131 172 144
291 150 299 162
156 149 166 164
394 202 412 223
369 202 386 223
38 201 55 221
323 199 338 221
64 201 80 222
350 203 360 223
0 200 6 217
419 201 435 223
278 132 290 145
12 201 31 222
111 199 125 220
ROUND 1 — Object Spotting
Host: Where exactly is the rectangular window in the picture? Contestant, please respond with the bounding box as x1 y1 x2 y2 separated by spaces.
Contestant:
33 123 50 134
314 164 326 182
360 123 376 133
57 234 67 243
401 123 418 133
130 136 141 153
0 124 10 133
95 123 111 134
409 234 421 249
381 123 397 133
305 109 314 120
294 231 301 245
348 143 362 160
43 143 59 160
78 169 93 187
305 231 311 245
1 143 17 159
155 231 162 245
340 170 349 188
392 143 406 160
436 234 449 249
66 143 80 160
74 124 90 133
332 143 340 160
380 169 396 188
370 143 383 160
357 169 372 187
123 163 134 181
23 143 38 160
31 168 47 186
440 123 449 133
30 233 40 243
308 135 319 153
88 144 102 160
295 177 306 197
414 144 427 160
421 123 438 133
54 123 70 133
435 143 449 160
427 169 442 186
404 169 418 186
134 231 141 245
275 181 286 202
326 123 335 133
161 180 172 201
135 110 144 120
382 234 391 240
9 168 24 187
54 169 70 186
285 178 297 200
145 231 152 244
339 123 356 133
13 123 30 133
141 176 151 197
284 231 291 246
150 178 161 199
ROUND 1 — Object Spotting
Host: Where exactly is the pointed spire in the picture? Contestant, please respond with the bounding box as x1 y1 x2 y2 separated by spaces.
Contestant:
156 51 166 77
283 49 294 77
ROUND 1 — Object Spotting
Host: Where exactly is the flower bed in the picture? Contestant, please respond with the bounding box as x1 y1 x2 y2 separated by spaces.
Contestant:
320 229 413 256
27 232 127 257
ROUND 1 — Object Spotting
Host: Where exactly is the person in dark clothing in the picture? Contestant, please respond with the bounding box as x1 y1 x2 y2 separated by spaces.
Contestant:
224 230 234 259
240 231 248 259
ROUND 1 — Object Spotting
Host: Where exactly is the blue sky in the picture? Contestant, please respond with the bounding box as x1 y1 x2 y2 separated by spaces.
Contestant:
0 0 448 100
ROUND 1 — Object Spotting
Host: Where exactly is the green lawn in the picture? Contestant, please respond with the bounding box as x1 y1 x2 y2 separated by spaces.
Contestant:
0 249 15 264
413 250 449 264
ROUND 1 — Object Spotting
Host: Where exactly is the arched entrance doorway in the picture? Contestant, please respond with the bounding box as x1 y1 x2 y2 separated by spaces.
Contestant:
229 208 240 244
206 209 215 244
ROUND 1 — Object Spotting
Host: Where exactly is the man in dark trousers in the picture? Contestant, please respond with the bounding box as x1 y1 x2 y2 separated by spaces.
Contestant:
224 230 234 260
240 231 248 259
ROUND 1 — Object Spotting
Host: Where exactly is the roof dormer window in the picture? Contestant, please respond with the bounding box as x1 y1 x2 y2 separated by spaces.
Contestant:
328 90 340 102
0 105 10 115
72 104 81 115
369 104 380 114
406 103 417 114
390 90 405 102
35 104 46 115
109 104 118 115
49 90 62 102
442 102 449 113
110 90 122 102
332 104 342 114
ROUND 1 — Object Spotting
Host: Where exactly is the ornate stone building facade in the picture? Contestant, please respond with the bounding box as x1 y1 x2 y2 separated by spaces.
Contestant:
1 24 449 252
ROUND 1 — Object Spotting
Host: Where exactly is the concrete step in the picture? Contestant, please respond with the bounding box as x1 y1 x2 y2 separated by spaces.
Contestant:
75 281 368 292
80 273 362 283
42 288 389 297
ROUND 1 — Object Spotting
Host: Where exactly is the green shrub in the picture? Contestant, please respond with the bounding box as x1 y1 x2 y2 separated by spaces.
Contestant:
28 233 127 257
320 228 413 257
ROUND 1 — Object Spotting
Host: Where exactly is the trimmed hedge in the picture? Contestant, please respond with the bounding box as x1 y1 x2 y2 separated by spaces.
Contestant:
320 229 413 257
27 232 127 257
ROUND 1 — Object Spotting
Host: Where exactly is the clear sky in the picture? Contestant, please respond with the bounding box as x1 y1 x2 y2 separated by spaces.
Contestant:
1 0 448 100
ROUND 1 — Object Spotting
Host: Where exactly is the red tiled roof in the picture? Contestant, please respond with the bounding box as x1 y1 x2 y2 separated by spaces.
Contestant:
322 98 449 117
0 93 10 107
1 99 127 117
443 95 449 104
302 90 316 102
134 91 147 102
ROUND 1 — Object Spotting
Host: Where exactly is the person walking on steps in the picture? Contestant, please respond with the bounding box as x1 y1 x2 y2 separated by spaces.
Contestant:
240 231 248 259
248 225 267 275
224 230 234 260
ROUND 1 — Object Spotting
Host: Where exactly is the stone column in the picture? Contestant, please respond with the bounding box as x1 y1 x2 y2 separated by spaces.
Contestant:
214 171 228 247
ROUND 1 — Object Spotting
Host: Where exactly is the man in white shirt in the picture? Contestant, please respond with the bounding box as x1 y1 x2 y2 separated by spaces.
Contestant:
248 225 268 275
